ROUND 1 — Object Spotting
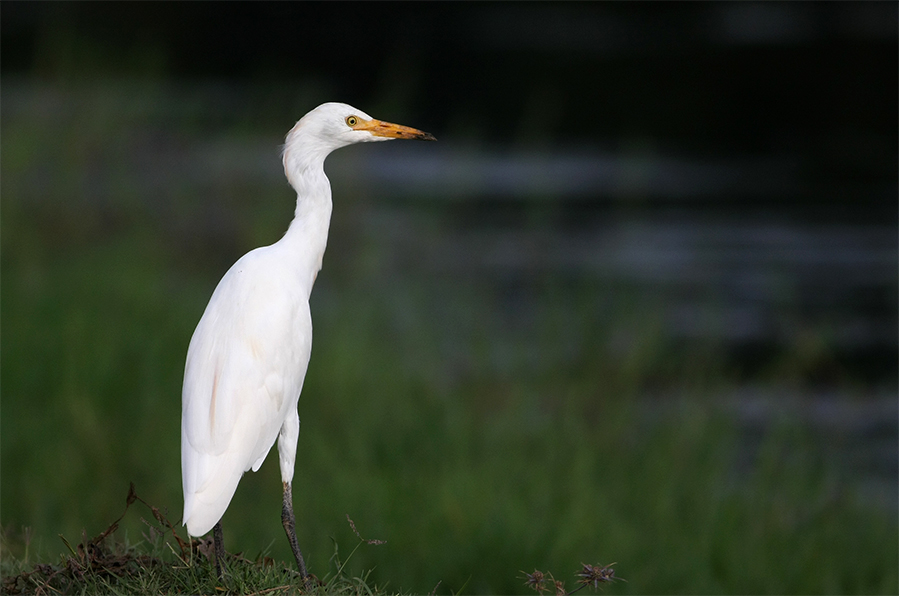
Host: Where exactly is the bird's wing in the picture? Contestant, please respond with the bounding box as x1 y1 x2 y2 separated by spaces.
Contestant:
181 248 313 535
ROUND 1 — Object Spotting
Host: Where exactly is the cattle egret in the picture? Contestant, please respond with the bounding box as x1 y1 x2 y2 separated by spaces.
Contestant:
181 102 435 580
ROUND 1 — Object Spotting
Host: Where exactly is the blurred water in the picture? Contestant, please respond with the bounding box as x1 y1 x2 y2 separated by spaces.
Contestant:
335 145 898 356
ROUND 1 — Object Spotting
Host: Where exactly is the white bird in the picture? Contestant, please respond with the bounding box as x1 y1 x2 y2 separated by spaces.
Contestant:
181 102 435 579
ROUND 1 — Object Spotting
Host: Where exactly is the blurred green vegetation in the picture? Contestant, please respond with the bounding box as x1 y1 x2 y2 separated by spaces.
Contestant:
2 80 897 595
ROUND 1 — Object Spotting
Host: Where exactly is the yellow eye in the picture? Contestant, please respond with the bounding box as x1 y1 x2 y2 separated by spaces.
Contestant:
346 116 358 127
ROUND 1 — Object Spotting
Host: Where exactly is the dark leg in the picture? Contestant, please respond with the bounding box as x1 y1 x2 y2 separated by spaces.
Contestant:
213 521 225 578
281 481 309 579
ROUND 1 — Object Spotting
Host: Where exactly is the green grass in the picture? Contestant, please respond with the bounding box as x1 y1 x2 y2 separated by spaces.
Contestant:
2 81 897 594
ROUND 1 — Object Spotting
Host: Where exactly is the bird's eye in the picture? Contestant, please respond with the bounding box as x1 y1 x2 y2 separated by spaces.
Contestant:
346 116 358 127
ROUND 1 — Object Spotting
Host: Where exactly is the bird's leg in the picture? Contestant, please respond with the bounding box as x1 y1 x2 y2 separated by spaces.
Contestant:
213 521 225 578
281 481 309 580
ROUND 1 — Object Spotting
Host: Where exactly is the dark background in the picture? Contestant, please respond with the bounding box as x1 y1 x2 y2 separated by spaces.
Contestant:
4 2 897 151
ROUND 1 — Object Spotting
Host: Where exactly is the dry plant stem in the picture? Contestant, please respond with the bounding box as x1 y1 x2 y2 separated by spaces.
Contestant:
281 481 309 582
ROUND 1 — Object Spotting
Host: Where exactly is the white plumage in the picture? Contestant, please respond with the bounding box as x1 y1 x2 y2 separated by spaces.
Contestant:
180 102 434 578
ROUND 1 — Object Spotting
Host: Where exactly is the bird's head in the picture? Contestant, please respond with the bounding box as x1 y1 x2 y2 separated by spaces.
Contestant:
282 103 435 191
286 102 435 153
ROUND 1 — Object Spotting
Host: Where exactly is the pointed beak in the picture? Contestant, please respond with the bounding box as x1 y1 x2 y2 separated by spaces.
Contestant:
355 118 437 141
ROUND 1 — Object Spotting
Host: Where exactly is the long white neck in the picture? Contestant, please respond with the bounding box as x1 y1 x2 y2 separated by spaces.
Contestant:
279 136 334 296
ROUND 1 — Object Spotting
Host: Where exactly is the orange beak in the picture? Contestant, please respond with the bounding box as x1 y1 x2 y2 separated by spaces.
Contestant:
353 118 436 141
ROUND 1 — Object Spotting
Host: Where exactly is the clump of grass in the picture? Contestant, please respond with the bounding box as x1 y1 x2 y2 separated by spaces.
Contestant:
1 484 390 596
